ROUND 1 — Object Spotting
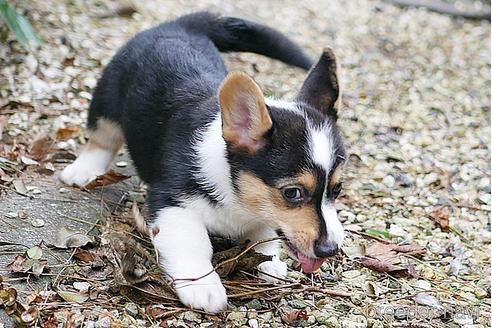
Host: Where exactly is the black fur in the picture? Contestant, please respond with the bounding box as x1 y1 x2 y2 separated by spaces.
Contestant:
86 12 318 216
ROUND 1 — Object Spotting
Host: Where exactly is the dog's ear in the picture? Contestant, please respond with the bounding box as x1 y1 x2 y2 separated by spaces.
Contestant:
296 47 341 117
219 72 272 153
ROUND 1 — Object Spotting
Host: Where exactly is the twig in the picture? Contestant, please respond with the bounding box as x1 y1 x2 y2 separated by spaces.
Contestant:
172 237 283 284
345 229 391 244
384 0 491 20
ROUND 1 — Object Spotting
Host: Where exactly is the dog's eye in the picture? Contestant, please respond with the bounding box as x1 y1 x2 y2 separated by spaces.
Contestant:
333 182 342 198
282 186 305 204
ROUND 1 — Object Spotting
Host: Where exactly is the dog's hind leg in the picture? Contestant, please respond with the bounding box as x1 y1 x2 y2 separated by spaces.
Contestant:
59 118 124 187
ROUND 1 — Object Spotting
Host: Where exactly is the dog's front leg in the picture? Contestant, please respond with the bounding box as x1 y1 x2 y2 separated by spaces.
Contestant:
243 227 288 283
151 206 227 313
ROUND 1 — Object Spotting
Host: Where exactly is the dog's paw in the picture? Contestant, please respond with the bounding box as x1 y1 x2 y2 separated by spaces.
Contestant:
174 272 227 313
59 156 107 187
257 257 287 283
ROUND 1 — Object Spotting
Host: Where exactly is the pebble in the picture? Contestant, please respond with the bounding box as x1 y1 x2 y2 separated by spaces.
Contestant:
183 310 201 322
226 311 246 323
245 299 263 310
312 310 331 324
95 317 111 328
342 270 360 279
383 175 395 188
453 314 474 325
124 303 139 317
414 280 432 291
248 318 259 328
288 299 308 309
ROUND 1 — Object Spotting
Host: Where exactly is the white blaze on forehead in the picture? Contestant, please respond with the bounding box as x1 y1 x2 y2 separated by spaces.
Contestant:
309 125 334 171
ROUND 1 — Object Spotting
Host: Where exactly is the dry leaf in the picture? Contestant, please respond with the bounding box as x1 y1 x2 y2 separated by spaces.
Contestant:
413 292 444 310
26 246 42 260
0 115 7 141
36 162 55 175
19 305 39 326
281 309 308 325
96 3 137 18
361 242 424 277
84 170 130 189
20 156 38 166
430 206 450 231
29 134 55 161
12 179 28 195
57 290 89 303
5 255 26 272
40 315 59 328
132 202 147 236
73 249 99 262
53 227 94 249
212 246 272 278
56 126 81 141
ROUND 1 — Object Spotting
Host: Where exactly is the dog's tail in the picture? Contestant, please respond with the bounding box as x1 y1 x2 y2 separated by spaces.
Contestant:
177 12 314 71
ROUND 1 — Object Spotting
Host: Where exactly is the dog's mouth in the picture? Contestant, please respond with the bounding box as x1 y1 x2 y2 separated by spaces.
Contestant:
276 230 325 273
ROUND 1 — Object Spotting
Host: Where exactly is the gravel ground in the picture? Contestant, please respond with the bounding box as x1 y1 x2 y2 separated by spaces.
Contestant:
0 0 490 327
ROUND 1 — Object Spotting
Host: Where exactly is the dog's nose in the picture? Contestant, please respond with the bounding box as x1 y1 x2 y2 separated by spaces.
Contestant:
314 241 339 258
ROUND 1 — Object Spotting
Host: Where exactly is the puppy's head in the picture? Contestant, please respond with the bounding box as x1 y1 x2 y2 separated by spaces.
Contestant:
219 48 345 273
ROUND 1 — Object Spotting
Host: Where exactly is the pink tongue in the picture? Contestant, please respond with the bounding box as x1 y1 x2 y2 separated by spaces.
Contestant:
297 253 325 273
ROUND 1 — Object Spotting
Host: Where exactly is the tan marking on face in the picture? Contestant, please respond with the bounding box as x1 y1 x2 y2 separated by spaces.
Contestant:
218 72 272 153
297 171 317 195
329 165 344 188
87 118 124 153
237 172 320 256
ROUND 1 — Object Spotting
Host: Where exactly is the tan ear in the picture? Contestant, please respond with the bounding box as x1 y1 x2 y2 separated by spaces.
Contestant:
218 72 272 152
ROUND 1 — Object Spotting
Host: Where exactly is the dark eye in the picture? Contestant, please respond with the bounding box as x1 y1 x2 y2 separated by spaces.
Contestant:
332 182 342 198
282 186 305 204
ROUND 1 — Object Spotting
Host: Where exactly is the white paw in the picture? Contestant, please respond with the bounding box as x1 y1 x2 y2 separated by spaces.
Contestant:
59 162 100 187
59 148 112 187
257 257 287 283
174 272 228 313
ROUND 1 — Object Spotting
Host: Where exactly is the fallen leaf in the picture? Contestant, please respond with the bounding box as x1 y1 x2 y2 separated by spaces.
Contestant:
73 282 91 293
0 287 17 307
281 309 308 325
40 315 59 328
96 3 137 18
430 206 450 231
84 170 130 189
412 292 444 310
5 255 26 272
20 156 39 166
360 242 424 277
29 134 55 161
36 162 55 175
51 151 77 162
13 179 28 195
132 202 147 236
0 115 7 141
73 249 99 262
53 226 94 249
19 306 39 326
147 305 180 320
56 126 81 141
212 246 272 278
26 246 42 260
57 290 89 303
29 259 48 277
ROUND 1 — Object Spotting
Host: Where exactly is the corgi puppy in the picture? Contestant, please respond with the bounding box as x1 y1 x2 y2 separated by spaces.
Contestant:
60 12 346 313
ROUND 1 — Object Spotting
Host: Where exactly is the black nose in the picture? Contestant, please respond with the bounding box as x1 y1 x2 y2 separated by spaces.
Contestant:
314 241 339 258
